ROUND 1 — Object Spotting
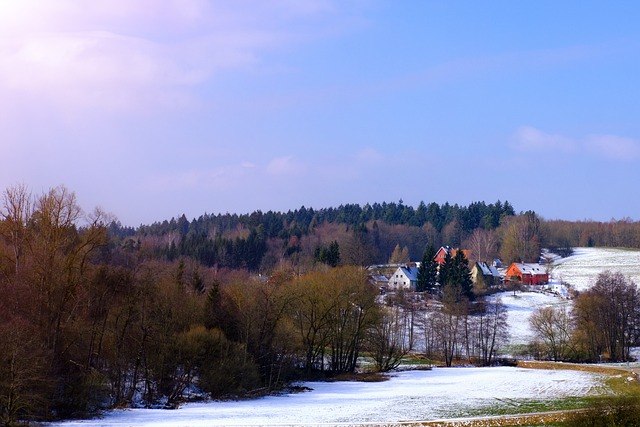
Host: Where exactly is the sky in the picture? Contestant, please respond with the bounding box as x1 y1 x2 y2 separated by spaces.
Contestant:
1 0 640 226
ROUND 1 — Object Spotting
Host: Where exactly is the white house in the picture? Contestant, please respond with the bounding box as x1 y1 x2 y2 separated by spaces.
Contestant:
389 266 419 291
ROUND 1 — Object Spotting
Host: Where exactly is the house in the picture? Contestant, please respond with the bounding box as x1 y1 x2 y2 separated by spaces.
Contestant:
505 263 549 285
471 261 502 286
368 274 390 293
434 246 452 265
389 265 419 291
434 246 471 265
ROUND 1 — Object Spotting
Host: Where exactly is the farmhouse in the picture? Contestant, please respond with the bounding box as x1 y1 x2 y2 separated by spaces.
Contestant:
434 246 471 265
389 265 419 291
471 261 502 287
505 263 549 285
368 274 389 292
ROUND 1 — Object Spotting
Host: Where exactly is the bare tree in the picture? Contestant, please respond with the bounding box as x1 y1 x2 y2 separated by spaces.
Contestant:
0 184 33 275
475 299 509 365
498 212 541 263
465 228 497 263
367 305 411 372
529 305 574 361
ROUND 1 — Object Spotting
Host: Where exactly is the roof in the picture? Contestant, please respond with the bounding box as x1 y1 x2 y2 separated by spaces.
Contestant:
370 275 389 283
397 266 419 281
477 261 501 277
436 246 471 259
511 263 547 275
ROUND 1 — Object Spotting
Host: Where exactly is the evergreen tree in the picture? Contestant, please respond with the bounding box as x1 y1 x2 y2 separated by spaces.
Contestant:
417 244 438 293
326 240 341 267
451 249 474 301
438 249 454 291
439 249 474 302
315 240 341 267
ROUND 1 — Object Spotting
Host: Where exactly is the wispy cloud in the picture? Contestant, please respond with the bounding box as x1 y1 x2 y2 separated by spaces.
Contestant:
512 126 576 153
512 126 640 162
266 155 305 176
586 134 640 161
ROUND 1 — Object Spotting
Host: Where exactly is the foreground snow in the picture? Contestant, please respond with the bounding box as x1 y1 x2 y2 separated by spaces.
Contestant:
51 367 607 426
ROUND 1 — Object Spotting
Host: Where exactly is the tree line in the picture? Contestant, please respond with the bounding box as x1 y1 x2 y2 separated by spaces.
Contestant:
123 200 517 272
119 198 640 275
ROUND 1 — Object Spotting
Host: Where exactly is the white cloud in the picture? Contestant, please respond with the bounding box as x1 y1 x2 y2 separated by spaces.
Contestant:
266 156 304 176
512 126 576 153
0 0 352 114
587 134 640 161
511 126 640 162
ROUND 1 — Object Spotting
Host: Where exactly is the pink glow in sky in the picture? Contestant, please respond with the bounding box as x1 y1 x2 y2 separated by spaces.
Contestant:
2 1 640 226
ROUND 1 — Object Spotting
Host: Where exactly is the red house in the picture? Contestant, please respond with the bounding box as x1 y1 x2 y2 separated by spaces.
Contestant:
505 263 549 285
434 246 471 265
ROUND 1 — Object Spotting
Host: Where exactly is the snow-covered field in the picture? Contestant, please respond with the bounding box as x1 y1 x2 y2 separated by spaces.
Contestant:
552 247 640 291
50 367 608 427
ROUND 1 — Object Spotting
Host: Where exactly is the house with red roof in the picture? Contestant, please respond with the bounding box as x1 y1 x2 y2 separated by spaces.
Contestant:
505 263 549 285
434 246 471 265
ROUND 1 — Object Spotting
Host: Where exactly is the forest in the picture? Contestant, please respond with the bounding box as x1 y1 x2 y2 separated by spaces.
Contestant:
2 184 640 425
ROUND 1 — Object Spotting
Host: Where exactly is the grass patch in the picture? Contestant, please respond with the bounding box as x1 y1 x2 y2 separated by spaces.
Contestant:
400 354 439 366
448 397 592 419
517 360 640 396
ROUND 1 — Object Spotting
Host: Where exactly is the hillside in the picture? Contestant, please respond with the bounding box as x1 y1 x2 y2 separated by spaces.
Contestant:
553 247 640 291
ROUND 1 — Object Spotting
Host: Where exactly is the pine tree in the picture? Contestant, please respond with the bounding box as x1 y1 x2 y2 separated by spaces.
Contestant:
439 249 474 303
326 240 341 267
438 249 454 290
452 249 474 301
417 244 438 293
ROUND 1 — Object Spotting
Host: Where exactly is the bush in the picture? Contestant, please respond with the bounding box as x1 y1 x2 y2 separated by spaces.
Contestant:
178 326 261 398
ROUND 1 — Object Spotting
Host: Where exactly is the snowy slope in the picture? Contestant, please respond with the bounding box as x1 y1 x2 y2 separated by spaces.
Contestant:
552 247 640 291
501 247 640 345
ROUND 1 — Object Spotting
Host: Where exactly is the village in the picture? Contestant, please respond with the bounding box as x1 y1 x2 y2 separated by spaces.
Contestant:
367 245 550 295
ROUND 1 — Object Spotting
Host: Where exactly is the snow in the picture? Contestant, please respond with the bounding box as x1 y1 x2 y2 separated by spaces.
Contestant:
49 367 607 427
496 291 568 346
552 247 640 291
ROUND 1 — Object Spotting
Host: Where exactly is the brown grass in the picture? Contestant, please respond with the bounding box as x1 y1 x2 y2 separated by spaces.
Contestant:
516 360 636 376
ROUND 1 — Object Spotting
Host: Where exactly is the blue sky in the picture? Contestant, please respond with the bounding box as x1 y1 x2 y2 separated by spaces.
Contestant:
1 1 639 226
